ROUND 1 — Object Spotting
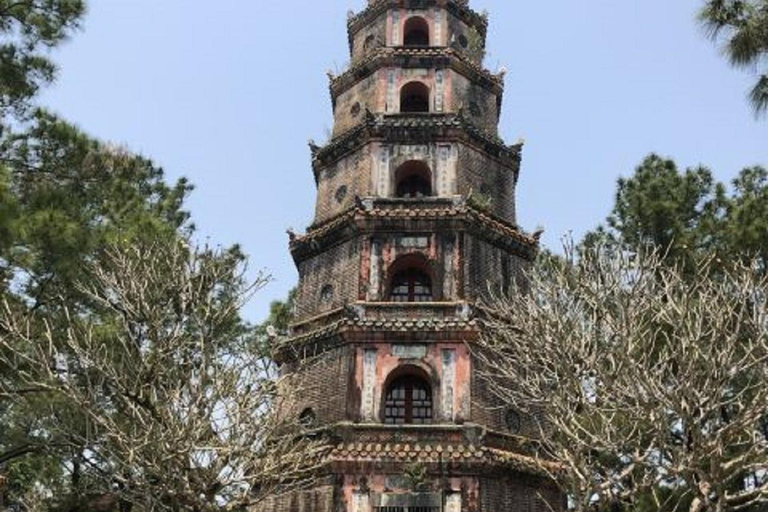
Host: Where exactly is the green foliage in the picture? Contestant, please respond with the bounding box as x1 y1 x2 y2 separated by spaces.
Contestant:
577 154 768 511
402 462 430 492
0 164 17 268
0 109 193 304
606 154 724 265
0 112 194 511
0 0 86 118
263 287 296 334
465 26 486 63
0 2 235 510
725 165 768 267
590 153 768 273
699 0 768 114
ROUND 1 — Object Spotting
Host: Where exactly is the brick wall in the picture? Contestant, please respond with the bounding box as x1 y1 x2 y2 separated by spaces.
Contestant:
455 144 517 223
470 354 541 438
447 11 486 65
315 148 373 224
333 74 381 136
287 346 355 426
480 476 564 512
351 12 388 64
463 235 528 303
450 72 499 135
251 484 336 512
295 239 361 321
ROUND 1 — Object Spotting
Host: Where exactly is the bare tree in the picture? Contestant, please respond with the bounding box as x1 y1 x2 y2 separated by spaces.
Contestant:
478 246 768 512
0 239 323 512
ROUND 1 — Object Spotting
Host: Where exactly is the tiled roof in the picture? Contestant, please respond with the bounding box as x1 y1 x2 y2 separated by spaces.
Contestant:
285 318 348 346
311 112 520 169
299 206 357 242
468 207 539 246
283 316 479 347
328 442 560 477
289 203 538 254
353 317 478 331
330 47 503 99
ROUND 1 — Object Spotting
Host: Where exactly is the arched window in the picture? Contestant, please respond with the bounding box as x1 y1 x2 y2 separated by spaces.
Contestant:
403 17 430 47
395 161 432 198
384 375 433 425
400 82 430 113
390 268 433 302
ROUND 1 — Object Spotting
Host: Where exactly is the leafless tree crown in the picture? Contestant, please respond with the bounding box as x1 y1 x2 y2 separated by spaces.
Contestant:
479 246 768 512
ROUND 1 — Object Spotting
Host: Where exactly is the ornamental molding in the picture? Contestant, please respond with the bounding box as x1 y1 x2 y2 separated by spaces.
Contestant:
310 112 522 175
329 46 504 102
288 200 539 263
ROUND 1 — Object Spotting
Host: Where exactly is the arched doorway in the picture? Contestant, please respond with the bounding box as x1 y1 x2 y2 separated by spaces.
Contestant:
403 16 430 47
395 160 432 198
400 82 430 113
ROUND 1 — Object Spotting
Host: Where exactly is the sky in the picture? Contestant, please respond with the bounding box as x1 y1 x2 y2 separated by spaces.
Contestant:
40 0 767 323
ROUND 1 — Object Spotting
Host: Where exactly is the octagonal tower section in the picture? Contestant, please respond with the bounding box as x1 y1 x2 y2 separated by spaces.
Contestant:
256 2 564 512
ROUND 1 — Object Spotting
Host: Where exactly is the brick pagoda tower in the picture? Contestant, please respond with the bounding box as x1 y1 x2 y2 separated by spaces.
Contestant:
264 1 562 511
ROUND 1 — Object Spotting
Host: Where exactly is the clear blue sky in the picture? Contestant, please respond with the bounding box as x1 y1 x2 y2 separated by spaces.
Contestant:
41 0 767 323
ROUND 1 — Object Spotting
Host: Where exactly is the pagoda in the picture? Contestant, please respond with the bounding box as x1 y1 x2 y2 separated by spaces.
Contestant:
261 1 562 511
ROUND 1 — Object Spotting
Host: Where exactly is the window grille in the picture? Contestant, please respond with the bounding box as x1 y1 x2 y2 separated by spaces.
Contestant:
390 269 433 303
384 375 433 425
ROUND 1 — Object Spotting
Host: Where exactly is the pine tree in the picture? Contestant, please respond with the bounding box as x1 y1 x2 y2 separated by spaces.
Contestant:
699 0 768 115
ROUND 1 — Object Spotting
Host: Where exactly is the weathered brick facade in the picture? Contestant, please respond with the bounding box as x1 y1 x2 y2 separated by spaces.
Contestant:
256 1 562 511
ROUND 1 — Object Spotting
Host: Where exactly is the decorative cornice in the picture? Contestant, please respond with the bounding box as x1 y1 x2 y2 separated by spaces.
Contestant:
329 46 504 103
288 200 539 263
289 315 478 344
276 308 480 358
328 442 558 478
347 0 488 41
311 112 521 175
277 428 560 482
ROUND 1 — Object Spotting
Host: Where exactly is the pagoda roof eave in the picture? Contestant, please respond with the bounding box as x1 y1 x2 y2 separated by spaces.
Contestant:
329 46 504 103
310 112 522 176
273 313 481 363
287 200 539 263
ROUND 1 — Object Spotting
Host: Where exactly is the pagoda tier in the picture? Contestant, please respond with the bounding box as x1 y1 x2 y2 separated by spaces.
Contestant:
346 0 489 67
254 1 564 511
